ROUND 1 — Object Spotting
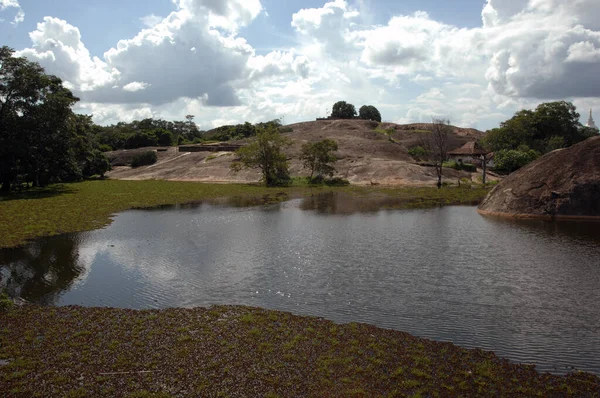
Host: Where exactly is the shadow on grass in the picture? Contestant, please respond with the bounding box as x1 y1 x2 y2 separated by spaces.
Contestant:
0 184 76 202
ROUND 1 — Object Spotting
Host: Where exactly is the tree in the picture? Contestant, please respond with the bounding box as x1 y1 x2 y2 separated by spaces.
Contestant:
481 101 595 155
427 118 451 189
359 105 382 122
300 139 339 180
0 46 81 191
331 101 357 119
230 126 291 187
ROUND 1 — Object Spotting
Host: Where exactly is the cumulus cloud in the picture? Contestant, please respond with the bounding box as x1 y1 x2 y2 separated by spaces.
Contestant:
16 17 119 91
123 82 151 92
0 0 24 26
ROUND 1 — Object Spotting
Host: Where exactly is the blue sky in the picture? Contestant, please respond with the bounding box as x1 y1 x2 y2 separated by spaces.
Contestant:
2 0 600 130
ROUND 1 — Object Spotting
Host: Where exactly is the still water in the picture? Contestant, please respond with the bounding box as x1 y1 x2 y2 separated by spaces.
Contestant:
1 193 599 375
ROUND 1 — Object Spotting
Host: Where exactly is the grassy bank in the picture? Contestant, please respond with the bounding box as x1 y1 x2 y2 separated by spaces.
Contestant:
0 180 490 249
0 305 598 397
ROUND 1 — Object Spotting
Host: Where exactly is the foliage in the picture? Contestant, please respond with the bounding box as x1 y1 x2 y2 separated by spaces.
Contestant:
408 146 428 159
300 139 339 179
0 46 103 192
331 101 357 119
359 105 382 122
98 144 113 152
231 127 292 187
82 149 111 178
494 149 539 172
0 290 13 311
153 128 174 146
482 101 596 156
124 132 159 149
1 305 595 397
131 151 158 168
204 119 283 142
443 161 477 172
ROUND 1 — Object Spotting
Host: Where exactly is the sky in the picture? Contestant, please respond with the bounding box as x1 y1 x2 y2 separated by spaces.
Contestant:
1 0 600 131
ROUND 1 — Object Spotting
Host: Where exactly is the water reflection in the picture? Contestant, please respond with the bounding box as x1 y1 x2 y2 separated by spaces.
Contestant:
1 198 599 375
0 234 86 305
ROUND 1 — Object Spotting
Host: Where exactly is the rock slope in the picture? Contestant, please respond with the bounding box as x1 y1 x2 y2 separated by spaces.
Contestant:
478 136 600 219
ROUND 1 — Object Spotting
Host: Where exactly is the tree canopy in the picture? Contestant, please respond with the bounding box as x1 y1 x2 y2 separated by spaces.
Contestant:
230 126 291 187
359 105 382 122
331 101 357 119
482 101 595 154
300 139 339 181
0 46 110 192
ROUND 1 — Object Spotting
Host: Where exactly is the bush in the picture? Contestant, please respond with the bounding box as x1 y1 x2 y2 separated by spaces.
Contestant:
125 132 159 149
494 149 539 172
408 146 428 159
98 144 113 152
131 151 158 168
0 290 13 312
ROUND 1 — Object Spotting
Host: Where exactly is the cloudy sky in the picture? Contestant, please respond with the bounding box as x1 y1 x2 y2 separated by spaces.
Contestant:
1 0 599 130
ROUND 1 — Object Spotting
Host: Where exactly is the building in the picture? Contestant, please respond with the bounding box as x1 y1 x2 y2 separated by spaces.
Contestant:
587 109 598 130
447 142 494 168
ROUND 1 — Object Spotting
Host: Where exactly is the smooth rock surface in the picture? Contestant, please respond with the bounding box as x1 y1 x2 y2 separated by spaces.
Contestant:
478 136 600 219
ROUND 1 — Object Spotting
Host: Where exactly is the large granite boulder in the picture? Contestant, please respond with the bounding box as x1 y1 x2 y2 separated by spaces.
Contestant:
478 136 600 220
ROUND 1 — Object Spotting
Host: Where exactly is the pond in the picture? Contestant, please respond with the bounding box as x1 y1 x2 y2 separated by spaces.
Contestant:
1 193 599 375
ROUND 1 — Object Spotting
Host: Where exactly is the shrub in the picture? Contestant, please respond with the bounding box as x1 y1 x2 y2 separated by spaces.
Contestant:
98 144 113 152
0 290 13 312
125 132 158 149
494 149 539 172
443 161 477 172
131 151 158 168
408 146 428 159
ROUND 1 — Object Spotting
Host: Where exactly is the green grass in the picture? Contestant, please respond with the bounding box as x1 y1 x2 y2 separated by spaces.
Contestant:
0 180 490 249
0 305 597 397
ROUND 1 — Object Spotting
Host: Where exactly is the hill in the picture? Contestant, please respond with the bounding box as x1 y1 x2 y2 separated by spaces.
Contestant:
478 136 600 219
107 119 488 186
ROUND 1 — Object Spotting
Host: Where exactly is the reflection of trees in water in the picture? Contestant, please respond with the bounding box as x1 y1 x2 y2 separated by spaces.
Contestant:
0 234 85 305
300 192 426 215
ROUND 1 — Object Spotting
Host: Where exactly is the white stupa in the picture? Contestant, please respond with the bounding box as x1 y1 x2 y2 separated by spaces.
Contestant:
587 109 598 130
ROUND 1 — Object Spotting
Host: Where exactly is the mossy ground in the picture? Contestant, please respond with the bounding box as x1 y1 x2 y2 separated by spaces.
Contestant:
0 305 598 397
0 180 489 249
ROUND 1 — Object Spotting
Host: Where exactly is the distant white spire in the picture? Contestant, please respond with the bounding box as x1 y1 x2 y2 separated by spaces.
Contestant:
587 109 598 130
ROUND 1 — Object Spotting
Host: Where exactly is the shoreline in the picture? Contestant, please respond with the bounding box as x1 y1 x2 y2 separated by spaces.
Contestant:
477 208 600 221
0 180 490 249
1 304 598 397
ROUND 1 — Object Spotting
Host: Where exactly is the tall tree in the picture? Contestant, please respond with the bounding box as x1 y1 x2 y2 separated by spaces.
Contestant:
0 46 80 191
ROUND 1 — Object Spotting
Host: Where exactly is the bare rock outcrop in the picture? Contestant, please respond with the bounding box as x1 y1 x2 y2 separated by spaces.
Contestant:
478 136 600 219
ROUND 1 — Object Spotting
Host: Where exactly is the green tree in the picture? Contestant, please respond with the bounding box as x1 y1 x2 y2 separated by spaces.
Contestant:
494 149 540 172
359 105 382 122
482 101 595 155
153 128 174 146
0 46 81 191
231 127 291 187
331 101 357 119
300 139 339 180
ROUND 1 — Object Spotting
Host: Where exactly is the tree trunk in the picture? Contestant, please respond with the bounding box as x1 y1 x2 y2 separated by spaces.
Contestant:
482 155 487 185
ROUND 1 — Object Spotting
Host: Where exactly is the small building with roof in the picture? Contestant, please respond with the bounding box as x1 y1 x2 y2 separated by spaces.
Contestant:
447 142 494 168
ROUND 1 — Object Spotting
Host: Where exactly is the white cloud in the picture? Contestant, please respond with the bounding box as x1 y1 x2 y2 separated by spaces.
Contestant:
11 0 600 130
0 0 24 26
140 14 163 28
122 81 151 92
16 17 119 91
